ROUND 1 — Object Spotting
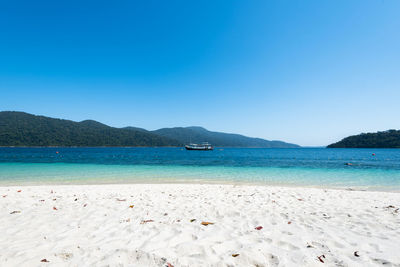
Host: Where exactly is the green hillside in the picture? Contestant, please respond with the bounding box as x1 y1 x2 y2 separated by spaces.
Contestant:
0 111 300 147
153 126 300 148
327 130 400 148
0 111 178 146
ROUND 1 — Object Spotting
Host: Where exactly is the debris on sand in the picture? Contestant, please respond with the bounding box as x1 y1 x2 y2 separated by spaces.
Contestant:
141 220 154 224
317 255 326 263
10 211 21 214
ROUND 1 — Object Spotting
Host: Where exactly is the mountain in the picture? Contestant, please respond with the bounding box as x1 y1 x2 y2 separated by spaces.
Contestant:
327 130 400 148
153 126 300 148
123 126 148 132
0 111 178 147
0 111 300 147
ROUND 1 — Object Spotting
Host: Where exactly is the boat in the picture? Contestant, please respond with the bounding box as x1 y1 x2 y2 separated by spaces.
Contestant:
185 142 214 150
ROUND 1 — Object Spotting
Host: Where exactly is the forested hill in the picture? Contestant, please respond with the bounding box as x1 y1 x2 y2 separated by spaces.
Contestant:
0 111 300 147
153 126 300 148
0 112 178 146
327 130 400 148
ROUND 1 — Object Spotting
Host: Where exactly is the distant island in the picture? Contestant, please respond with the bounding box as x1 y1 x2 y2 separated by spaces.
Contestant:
0 111 300 148
327 130 400 148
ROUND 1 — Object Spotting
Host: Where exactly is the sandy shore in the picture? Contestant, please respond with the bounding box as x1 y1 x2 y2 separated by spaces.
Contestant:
1 184 399 266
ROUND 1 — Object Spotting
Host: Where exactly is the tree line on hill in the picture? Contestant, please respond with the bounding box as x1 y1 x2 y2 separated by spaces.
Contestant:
328 130 400 148
0 111 300 148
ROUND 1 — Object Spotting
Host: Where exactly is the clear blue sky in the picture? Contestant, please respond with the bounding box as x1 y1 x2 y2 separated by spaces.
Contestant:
1 0 399 146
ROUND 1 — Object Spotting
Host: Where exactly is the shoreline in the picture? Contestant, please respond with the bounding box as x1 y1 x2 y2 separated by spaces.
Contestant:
1 183 399 266
0 180 399 193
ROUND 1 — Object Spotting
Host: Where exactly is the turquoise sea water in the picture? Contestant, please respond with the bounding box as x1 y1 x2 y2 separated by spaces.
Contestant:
0 148 399 191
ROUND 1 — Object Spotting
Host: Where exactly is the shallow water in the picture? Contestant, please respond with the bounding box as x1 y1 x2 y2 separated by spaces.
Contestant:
0 147 399 190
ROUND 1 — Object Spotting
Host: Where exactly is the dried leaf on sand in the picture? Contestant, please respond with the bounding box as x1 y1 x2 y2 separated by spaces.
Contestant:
10 211 21 214
317 255 326 263
141 220 154 224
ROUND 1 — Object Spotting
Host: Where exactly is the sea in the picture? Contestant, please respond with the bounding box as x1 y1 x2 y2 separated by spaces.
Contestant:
0 147 399 191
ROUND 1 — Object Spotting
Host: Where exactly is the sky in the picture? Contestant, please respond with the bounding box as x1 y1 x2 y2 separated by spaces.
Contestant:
0 0 399 146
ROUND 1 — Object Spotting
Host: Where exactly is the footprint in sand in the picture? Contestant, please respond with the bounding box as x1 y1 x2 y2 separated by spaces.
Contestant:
280 230 294 236
372 258 392 265
369 243 382 253
264 253 280 266
280 213 289 219
332 241 344 249
264 238 273 244
277 240 300 250
311 241 330 251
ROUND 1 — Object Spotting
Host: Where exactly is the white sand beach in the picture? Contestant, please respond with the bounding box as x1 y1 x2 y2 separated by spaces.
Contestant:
1 184 399 266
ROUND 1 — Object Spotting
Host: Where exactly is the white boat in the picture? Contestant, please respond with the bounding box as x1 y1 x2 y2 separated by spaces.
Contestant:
185 142 213 150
